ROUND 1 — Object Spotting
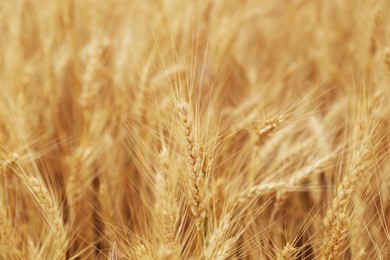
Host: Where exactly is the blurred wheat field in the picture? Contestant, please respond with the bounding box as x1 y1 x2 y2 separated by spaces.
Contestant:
1 0 390 259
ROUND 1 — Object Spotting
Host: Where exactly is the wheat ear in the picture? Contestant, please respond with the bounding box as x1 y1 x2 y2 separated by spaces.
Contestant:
323 144 370 231
277 243 298 260
154 146 178 246
23 176 68 259
239 182 287 206
177 101 206 231
109 241 118 260
254 115 286 146
321 213 349 260
321 143 371 259
177 100 206 257
0 197 20 259
384 47 390 73
249 114 286 182
80 38 104 108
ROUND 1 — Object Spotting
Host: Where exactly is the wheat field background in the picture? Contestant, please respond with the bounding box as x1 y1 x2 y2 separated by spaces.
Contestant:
1 0 390 259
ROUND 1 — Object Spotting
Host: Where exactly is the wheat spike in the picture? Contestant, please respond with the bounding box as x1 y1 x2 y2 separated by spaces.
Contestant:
177 101 206 231
321 213 349 260
23 176 68 259
278 243 298 260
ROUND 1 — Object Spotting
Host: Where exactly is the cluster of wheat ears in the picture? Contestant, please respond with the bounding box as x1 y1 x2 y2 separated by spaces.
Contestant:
1 0 390 259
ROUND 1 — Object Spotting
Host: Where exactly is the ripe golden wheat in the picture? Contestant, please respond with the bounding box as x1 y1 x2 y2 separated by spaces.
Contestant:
0 0 390 259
